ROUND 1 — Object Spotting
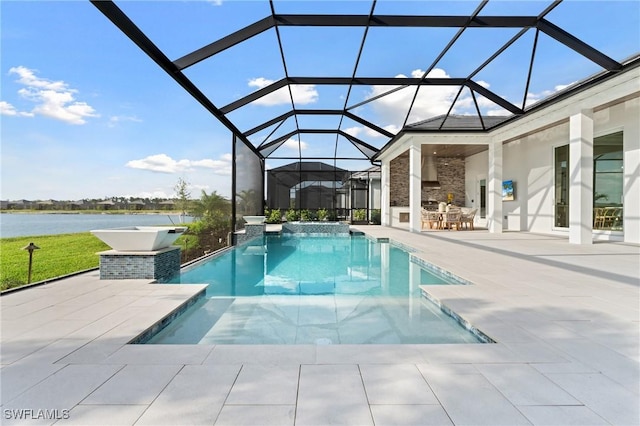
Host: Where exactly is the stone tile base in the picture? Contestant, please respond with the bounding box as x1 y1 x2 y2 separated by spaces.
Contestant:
234 224 265 245
282 222 350 234
98 247 180 280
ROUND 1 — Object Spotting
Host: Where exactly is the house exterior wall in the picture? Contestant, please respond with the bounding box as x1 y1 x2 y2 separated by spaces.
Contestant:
381 65 639 244
464 96 639 243
389 151 409 207
466 123 568 234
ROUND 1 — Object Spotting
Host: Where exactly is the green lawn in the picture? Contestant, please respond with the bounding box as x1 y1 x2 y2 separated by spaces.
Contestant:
0 231 200 291
0 233 111 291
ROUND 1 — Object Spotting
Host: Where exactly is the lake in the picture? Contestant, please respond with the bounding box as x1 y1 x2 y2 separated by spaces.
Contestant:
0 213 193 238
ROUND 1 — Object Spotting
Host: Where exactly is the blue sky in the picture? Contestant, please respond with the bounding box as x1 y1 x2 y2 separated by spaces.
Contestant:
1 0 638 201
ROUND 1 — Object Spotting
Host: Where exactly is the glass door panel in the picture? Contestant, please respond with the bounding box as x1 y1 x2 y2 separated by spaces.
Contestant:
593 132 623 230
554 145 569 228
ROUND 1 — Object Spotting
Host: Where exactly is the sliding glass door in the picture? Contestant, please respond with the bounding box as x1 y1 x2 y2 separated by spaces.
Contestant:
593 132 623 231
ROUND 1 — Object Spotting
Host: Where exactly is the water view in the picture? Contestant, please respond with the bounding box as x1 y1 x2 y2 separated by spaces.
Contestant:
0 213 192 238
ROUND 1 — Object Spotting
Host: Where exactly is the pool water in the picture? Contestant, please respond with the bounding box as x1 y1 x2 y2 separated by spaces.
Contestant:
147 235 484 344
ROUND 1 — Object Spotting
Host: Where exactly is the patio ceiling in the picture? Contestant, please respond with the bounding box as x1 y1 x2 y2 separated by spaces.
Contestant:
91 0 638 170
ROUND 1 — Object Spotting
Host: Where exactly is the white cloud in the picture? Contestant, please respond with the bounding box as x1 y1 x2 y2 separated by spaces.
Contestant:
362 68 520 125
343 124 399 139
0 100 33 117
206 0 223 5
248 77 318 106
126 153 232 175
365 68 465 125
282 138 308 151
108 115 142 127
526 81 577 106
6 66 98 125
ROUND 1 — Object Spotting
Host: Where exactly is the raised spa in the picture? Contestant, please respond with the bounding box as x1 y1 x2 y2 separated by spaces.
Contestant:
91 226 187 251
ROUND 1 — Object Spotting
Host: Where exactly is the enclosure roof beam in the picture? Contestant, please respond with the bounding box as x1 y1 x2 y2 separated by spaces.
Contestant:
273 14 538 28
174 16 275 70
220 78 288 114
244 111 295 137
536 18 622 71
343 111 395 138
221 77 465 114
338 130 379 159
466 80 524 115
258 130 298 153
174 13 541 71
90 0 262 159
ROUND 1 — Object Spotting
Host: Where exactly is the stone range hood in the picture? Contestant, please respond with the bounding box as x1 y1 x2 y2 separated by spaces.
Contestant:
421 155 441 189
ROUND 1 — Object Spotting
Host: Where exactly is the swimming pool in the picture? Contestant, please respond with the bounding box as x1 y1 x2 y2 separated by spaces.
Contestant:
144 234 488 345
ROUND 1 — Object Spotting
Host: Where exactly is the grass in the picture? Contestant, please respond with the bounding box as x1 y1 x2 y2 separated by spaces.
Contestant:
0 233 111 291
0 231 199 292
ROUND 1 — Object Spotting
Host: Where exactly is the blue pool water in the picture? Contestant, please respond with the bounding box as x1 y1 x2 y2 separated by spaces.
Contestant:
146 235 485 345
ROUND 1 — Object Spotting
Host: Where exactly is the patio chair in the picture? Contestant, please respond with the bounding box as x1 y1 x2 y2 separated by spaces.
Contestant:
460 208 477 230
422 211 442 229
441 210 462 230
594 207 606 228
596 207 621 229
421 209 441 230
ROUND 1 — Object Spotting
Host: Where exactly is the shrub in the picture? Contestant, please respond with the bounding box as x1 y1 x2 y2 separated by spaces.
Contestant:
371 209 381 225
317 208 328 221
300 209 312 221
353 209 367 221
285 208 298 222
266 208 281 224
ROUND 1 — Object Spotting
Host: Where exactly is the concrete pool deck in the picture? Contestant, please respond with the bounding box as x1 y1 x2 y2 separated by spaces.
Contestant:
1 228 638 425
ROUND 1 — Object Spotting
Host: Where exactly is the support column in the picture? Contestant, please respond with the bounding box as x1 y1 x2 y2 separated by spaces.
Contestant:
381 159 391 227
488 138 503 233
409 142 422 233
569 110 594 244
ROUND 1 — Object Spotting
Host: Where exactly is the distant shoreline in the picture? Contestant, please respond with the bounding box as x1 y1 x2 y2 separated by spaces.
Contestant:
0 212 193 238
0 210 184 215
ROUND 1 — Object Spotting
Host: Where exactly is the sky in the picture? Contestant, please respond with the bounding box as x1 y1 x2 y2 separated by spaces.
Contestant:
1 0 638 201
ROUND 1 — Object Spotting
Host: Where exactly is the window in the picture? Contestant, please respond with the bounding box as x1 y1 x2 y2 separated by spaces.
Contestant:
479 179 486 219
593 132 623 231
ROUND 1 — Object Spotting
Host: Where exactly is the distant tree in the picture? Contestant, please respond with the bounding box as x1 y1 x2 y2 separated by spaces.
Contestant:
174 177 192 220
185 190 232 259
192 190 230 220
236 189 259 215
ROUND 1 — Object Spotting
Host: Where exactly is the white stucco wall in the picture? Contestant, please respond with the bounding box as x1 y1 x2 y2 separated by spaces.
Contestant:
380 65 640 244
465 96 639 243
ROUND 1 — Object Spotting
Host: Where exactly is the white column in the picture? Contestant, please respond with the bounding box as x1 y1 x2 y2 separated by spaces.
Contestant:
488 138 503 233
409 142 422 233
381 159 391 226
623 112 640 244
569 110 594 245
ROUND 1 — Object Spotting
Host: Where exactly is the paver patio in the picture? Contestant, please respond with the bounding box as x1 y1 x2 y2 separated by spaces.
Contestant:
1 228 638 425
